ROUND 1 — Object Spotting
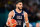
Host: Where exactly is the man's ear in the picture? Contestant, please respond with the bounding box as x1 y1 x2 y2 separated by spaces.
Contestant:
16 4 17 6
16 4 18 8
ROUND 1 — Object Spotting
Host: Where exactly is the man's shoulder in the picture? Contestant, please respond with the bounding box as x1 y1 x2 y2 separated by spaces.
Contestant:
9 10 14 15
24 11 28 15
10 10 15 13
23 11 28 17
24 11 28 14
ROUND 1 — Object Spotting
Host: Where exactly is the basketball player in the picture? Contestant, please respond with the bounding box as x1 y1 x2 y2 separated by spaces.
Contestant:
6 1 29 27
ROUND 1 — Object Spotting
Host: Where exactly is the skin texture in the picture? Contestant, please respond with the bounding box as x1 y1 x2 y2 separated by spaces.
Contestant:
36 23 39 27
6 2 29 27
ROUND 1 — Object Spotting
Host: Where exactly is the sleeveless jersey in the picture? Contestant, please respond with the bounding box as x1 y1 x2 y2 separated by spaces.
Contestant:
12 9 24 27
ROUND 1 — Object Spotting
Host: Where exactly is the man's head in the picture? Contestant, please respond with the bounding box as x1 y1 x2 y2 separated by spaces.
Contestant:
16 1 23 10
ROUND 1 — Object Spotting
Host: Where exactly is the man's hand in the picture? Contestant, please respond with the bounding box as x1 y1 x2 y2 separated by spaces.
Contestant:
10 22 17 27
8 19 17 27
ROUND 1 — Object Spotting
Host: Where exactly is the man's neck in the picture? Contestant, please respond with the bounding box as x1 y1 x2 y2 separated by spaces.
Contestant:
16 8 22 13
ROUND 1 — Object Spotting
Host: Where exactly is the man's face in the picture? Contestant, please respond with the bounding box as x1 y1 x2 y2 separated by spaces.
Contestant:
16 2 23 10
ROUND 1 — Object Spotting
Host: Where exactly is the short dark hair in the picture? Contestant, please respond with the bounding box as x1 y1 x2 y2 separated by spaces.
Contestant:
16 1 22 4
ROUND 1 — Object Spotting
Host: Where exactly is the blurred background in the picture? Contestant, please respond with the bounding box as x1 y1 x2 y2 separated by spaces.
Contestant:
0 0 40 27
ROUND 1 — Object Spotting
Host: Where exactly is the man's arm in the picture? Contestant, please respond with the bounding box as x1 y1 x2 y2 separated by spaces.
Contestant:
24 12 29 27
6 10 14 26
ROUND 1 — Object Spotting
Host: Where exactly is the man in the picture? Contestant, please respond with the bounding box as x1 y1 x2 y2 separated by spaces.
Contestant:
6 1 29 27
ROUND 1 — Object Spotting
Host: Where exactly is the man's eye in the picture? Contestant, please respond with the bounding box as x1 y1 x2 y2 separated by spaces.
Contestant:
20 4 21 5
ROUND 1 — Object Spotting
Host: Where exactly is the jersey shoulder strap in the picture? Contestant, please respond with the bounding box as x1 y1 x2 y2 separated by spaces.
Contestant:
12 10 15 18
